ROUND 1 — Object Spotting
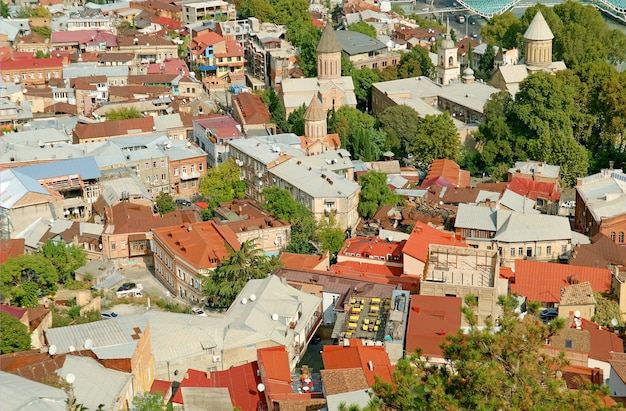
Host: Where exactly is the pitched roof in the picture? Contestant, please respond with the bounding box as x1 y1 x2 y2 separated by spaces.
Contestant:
0 238 25 265
321 339 393 386
609 352 626 384
524 11 554 41
330 261 418 291
511 260 612 303
405 295 462 358
0 57 63 71
319 368 369 396
279 252 328 271
152 221 240 270
193 115 242 139
570 233 626 268
73 117 155 140
304 95 325 122
0 371 67 411
507 177 560 202
317 21 342 54
581 318 624 362
171 364 267 411
402 222 465 263
232 92 271 125
560 281 597 306
107 202 198 235
422 159 470 188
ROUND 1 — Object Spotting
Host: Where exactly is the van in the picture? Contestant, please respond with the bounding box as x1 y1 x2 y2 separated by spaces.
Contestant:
456 15 465 24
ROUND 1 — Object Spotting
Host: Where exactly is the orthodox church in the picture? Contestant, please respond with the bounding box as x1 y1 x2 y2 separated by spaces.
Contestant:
489 11 566 93
279 22 357 115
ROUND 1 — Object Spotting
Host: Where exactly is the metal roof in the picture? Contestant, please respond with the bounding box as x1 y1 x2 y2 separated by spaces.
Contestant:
0 371 67 411
17 156 101 181
0 169 50 209
577 170 626 223
454 203 497 232
335 29 387 56
499 189 539 213
524 11 554 41
63 63 129 79
270 159 360 199
494 210 572 243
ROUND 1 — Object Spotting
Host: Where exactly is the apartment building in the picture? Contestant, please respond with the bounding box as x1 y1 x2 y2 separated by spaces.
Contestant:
182 1 236 25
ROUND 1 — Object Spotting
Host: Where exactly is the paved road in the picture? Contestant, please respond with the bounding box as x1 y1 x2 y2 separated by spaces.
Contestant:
118 265 185 305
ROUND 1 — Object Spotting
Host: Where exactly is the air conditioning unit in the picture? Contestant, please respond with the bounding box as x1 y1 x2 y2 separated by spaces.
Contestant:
212 355 221 363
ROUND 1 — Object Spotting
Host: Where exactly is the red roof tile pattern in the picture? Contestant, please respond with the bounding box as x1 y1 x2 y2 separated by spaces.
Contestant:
151 16 183 30
146 58 189 76
405 295 462 358
507 177 560 202
421 159 470 188
152 221 240 269
511 260 612 304
171 364 267 411
118 33 173 47
580 318 624 362
339 236 405 261
402 222 465 263
0 350 67 384
51 30 117 47
280 252 328 271
73 117 154 140
150 379 173 396
194 115 242 139
214 40 244 58
0 57 63 71
107 202 198 235
322 339 394 386
0 238 25 265
232 92 271 125
330 261 419 291
570 233 626 268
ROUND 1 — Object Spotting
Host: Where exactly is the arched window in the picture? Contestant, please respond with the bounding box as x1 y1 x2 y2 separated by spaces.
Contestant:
610 232 616 241
448 56 453 66
619 232 624 243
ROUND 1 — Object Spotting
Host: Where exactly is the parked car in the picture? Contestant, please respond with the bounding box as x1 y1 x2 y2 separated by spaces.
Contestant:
117 282 136 292
540 308 558 323
311 334 322 344
191 307 208 317
101 310 118 320
176 199 192 207
116 283 143 298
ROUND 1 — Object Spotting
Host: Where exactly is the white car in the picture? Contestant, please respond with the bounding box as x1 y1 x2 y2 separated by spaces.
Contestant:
191 307 208 317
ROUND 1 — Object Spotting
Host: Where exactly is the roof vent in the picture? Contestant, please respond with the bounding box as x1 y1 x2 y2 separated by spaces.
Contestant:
271 313 279 321
249 294 257 301
241 297 248 305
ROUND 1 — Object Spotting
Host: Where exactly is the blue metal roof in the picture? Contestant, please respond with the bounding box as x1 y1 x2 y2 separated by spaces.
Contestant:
16 156 102 180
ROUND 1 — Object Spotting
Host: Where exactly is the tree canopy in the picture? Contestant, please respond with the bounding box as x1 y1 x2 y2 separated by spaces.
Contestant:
154 192 177 215
0 254 58 307
358 171 400 219
202 240 282 308
348 21 377 38
198 159 246 208
105 107 142 121
39 240 87 285
0 312 32 354
372 295 612 410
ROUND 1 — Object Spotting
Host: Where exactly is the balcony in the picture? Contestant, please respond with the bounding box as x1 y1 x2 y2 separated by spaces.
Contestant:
180 171 200 180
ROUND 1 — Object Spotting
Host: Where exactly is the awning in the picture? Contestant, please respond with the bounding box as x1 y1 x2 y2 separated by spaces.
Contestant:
198 65 216 71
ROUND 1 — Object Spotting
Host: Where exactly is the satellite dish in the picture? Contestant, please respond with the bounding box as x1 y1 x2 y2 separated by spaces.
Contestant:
257 383 265 392
65 373 76 384
84 339 93 350
574 310 581 318
49 345 57 356
69 345 76 352
241 298 248 305
612 318 619 327
271 313 279 321
249 294 256 301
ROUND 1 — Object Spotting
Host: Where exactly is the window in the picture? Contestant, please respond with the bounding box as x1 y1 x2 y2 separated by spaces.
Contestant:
565 339 573 349
518 247 523 256
190 165 195 173
510 248 515 257
620 232 624 243
526 247 532 257
145 175 150 182
561 245 567 253
182 166 187 174
111 242 116 251
191 181 196 187
153 175 158 181
546 246 552 255
161 160 165 167
121 241 126 250
153 161 157 168
536 246 542 256
611 232 616 241
145 162 150 169
161 174 166 180
199 163 203 171
174 168 179 176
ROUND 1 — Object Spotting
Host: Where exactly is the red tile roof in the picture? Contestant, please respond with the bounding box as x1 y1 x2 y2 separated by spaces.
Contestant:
214 40 244 58
339 236 405 261
146 58 189 76
402 222 465 263
580 318 624 362
0 304 27 320
321 339 394 386
118 33 173 47
507 177 560 202
510 260 612 303
330 261 419 291
150 379 172 396
151 16 183 30
73 117 154 140
232 92 271 125
256 346 307 404
0 57 63 71
152 221 240 269
405 295 462 358
194 115 242 139
0 238 25 265
108 202 198 235
421 159 470 188
0 350 67 384
279 252 329 271
51 30 117 47
171 364 267 411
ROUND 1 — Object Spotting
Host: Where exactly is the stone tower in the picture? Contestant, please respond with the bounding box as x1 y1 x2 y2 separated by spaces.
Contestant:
524 11 554 68
436 20 459 85
317 21 342 80
304 95 326 140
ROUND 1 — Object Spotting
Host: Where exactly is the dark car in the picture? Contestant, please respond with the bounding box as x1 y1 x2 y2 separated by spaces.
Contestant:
176 199 192 207
540 308 558 323
311 335 322 344
117 282 137 292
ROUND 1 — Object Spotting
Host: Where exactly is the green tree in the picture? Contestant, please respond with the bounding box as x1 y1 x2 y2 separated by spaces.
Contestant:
288 20 320 78
374 295 611 410
348 21 377 38
35 50 51 58
16 6 50 18
397 46 435 80
1 254 58 306
287 104 307 136
328 106 376 152
377 105 421 157
39 240 87 284
263 187 318 253
0 2 9 18
198 159 246 208
358 171 399 219
409 113 460 164
32 26 52 39
351 67 380 110
200 207 214 221
477 43 495 79
0 311 32 353
317 215 345 263
105 107 142 121
479 11 522 49
132 393 167 411
262 88 288 132
592 292 624 328
154 192 177 215
202 240 282 308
